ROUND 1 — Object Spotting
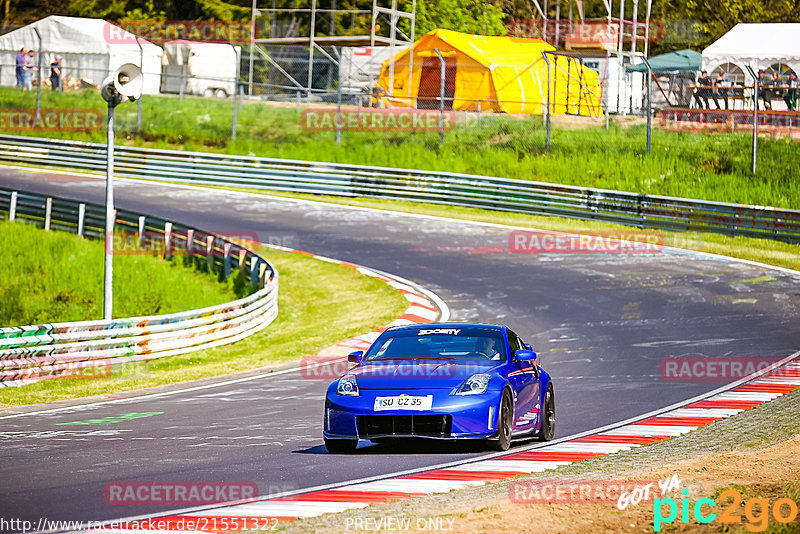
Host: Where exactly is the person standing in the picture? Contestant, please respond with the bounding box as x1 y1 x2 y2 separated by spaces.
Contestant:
783 72 798 111
15 47 27 88
24 49 38 91
50 55 62 91
693 70 713 109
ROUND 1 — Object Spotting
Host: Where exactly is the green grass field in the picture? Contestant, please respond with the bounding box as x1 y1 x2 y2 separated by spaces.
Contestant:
0 220 242 325
3 86 798 209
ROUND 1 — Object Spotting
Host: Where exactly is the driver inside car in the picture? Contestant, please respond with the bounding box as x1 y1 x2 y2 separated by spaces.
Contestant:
476 337 502 360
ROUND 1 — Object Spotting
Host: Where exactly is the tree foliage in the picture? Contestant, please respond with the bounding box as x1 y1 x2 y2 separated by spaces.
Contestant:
401 0 507 37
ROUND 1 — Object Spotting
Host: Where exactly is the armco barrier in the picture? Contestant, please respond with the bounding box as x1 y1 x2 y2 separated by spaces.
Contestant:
0 188 279 387
0 134 797 243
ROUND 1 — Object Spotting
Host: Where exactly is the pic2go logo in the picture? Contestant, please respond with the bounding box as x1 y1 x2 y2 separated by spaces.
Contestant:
654 489 799 532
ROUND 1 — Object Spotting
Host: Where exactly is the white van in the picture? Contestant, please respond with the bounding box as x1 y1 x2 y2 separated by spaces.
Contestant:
161 41 239 97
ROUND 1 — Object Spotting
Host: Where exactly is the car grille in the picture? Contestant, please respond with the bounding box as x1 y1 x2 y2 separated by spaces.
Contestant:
356 415 452 438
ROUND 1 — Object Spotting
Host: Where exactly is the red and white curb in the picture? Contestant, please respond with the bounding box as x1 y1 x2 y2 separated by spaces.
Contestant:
77 352 800 533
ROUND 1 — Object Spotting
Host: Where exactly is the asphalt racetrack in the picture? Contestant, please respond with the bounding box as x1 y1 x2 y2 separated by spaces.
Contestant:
1 167 798 528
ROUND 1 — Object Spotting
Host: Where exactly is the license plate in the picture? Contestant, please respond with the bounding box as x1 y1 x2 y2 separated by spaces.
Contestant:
373 395 433 411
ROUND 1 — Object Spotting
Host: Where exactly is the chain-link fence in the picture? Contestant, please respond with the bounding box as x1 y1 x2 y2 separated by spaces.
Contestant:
1 16 798 187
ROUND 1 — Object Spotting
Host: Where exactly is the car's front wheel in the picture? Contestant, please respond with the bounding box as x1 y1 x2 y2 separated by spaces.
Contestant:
488 390 513 451
536 383 555 441
325 438 358 454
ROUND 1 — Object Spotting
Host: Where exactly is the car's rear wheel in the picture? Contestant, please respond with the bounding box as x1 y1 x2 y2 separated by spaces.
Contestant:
489 390 513 451
536 383 555 441
324 438 358 454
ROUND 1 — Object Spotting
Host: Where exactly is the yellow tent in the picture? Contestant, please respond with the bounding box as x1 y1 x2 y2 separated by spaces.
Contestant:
376 29 602 116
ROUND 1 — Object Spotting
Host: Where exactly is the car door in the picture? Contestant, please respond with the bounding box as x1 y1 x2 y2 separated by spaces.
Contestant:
504 329 541 434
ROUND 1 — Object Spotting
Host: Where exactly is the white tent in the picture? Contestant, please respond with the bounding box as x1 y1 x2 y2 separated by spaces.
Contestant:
703 23 800 83
0 15 162 94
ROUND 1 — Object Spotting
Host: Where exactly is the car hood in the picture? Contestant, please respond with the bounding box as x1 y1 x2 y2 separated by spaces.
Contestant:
352 358 501 390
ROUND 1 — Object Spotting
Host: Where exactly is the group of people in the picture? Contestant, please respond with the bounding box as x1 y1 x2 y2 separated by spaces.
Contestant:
693 70 734 110
756 69 798 110
694 69 799 111
15 47 62 91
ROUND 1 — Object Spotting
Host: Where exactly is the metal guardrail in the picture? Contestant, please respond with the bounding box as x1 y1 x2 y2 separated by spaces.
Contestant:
0 134 798 243
0 188 279 386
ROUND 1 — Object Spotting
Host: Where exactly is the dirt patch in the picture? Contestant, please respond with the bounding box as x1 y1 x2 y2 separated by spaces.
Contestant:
302 436 800 534
424 434 800 534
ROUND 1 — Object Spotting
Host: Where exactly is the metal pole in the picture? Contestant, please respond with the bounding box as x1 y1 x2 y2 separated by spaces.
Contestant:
745 66 758 174
136 38 143 135
34 28 42 124
334 46 342 145
642 56 652 154
434 48 445 145
617 0 625 114
542 51 552 152
104 99 116 320
179 62 185 101
249 0 257 97
232 45 240 141
307 0 317 95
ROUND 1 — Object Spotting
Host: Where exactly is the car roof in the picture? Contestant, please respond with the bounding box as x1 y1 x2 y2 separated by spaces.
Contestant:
384 323 506 333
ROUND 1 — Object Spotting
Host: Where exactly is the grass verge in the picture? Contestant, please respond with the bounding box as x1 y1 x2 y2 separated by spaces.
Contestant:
0 220 240 325
0 247 408 408
3 86 799 208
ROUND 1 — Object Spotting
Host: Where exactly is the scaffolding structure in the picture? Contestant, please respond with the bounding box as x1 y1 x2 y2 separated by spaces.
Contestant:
247 0 415 98
511 0 654 113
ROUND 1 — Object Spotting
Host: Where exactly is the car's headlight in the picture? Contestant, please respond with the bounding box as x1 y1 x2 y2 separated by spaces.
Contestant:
337 374 359 396
456 373 491 395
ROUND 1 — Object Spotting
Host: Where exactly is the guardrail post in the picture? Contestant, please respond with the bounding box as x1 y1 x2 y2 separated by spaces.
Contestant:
238 249 247 276
44 197 52 231
250 256 260 287
259 261 267 288
9 191 17 221
77 203 85 236
223 242 231 281
186 229 194 257
138 216 146 247
206 235 214 272
164 222 172 259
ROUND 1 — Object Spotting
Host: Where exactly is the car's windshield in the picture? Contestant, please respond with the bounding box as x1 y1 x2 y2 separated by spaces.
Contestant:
364 327 505 361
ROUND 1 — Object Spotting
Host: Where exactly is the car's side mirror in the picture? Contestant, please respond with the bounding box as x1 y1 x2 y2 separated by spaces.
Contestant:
515 349 537 361
348 351 364 363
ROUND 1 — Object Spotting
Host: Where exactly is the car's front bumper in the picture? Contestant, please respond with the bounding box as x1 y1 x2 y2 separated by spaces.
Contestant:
324 388 502 440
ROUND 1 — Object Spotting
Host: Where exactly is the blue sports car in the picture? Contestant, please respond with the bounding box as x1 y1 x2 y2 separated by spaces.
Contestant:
323 323 555 453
